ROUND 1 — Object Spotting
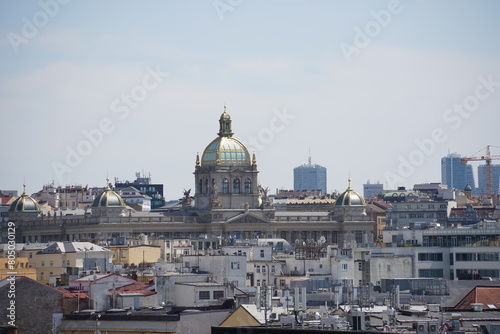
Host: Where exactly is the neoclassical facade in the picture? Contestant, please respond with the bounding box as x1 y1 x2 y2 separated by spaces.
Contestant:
1 109 375 248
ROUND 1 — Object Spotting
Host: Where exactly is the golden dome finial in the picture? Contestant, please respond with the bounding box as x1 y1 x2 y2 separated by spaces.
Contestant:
106 176 110 189
252 151 257 165
196 152 200 167
22 183 27 195
348 175 351 189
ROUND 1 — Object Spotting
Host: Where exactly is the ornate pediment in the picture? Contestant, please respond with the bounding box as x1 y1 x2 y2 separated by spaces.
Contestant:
226 213 270 225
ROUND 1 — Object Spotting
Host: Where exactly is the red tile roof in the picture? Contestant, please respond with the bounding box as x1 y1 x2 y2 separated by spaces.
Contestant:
54 287 89 299
454 286 500 310
115 280 154 292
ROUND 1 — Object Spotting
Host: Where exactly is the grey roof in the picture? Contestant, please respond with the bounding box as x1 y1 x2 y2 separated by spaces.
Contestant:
39 241 108 254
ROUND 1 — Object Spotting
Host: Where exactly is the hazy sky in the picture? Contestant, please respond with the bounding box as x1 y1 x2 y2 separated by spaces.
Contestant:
1 0 500 200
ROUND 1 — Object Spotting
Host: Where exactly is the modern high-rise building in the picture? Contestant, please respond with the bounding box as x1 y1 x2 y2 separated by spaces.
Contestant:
441 153 475 191
363 181 384 199
293 157 327 194
477 164 500 195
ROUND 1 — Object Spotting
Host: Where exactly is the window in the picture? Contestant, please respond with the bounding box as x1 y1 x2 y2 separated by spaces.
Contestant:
271 265 275 273
262 266 266 274
355 231 363 243
419 269 443 278
386 265 391 272
456 253 475 261
213 291 224 299
262 279 267 287
478 253 499 261
331 231 338 244
50 261 53 267
256 279 261 286
231 262 240 269
233 178 240 194
418 253 443 261
341 263 348 271
199 179 203 194
244 178 252 193
41 261 45 267
256 265 261 273
199 291 210 300
222 178 229 193
260 250 265 258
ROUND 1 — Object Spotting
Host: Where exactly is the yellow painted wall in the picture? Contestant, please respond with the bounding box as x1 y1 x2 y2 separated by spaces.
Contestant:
109 246 161 266
0 257 37 280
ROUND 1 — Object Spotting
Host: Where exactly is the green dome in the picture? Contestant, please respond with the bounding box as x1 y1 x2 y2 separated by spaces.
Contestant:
201 137 251 167
92 188 126 208
200 108 251 167
9 191 41 213
464 184 472 191
335 187 365 206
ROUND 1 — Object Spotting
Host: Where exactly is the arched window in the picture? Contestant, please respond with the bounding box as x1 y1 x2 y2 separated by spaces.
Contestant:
205 179 209 194
244 178 252 194
233 178 240 194
199 179 203 194
222 178 229 193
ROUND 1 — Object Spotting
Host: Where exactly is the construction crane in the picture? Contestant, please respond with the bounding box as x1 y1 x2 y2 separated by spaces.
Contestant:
460 145 500 197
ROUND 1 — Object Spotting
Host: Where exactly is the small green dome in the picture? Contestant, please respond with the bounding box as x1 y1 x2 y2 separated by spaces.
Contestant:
335 181 365 206
464 184 472 191
92 188 125 208
9 191 41 213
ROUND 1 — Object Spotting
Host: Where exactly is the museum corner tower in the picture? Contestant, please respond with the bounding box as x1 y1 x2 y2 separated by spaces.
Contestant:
194 107 266 212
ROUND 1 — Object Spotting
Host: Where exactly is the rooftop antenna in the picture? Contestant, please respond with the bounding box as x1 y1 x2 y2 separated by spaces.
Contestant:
308 147 311 165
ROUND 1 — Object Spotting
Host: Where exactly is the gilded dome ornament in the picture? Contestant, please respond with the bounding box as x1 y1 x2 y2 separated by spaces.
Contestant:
335 178 365 206
201 107 251 167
